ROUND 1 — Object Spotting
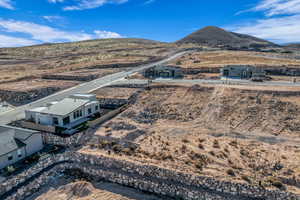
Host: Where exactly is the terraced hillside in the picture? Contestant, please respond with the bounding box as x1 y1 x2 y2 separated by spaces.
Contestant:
0 38 174 83
86 84 300 195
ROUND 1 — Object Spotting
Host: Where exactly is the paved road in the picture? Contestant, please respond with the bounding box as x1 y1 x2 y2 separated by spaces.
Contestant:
114 78 300 87
0 51 187 125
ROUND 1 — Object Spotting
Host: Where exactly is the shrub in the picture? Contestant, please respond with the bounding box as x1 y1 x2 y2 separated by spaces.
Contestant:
112 144 123 153
122 148 133 155
182 139 190 143
213 140 220 148
181 145 187 153
241 175 251 183
195 162 204 171
209 151 215 156
226 169 235 176
229 140 238 148
198 143 205 150
198 138 206 143
271 180 285 190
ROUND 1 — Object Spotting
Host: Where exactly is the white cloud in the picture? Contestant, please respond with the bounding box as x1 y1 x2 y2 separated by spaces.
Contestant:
0 0 14 10
0 19 93 42
253 0 300 16
48 0 64 3
43 15 64 22
62 0 128 11
0 34 37 47
231 15 300 43
144 0 155 5
231 0 300 44
0 19 123 47
94 30 122 38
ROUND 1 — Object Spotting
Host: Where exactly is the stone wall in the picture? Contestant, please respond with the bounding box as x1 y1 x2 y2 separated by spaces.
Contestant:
0 87 60 106
42 74 98 82
1 151 298 200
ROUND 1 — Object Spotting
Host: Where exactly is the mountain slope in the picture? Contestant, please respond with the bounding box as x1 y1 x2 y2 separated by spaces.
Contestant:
177 26 276 48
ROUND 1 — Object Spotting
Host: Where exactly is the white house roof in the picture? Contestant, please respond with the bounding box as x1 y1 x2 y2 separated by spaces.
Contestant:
29 107 47 112
0 126 39 156
30 98 90 116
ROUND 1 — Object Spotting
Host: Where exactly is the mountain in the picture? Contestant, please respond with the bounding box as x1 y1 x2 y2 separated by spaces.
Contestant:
284 43 300 50
177 26 276 48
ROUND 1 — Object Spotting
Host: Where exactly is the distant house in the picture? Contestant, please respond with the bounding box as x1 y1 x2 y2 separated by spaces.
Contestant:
220 65 266 80
144 65 183 79
25 94 100 130
0 125 43 170
0 102 14 114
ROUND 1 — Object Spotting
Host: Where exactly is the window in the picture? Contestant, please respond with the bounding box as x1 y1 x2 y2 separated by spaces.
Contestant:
95 105 99 110
8 154 13 161
73 112 76 119
53 117 59 125
63 116 70 125
88 108 92 114
17 149 22 158
79 110 82 117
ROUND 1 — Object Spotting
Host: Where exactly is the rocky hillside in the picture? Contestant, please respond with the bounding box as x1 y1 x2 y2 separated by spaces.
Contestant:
93 84 300 194
177 26 276 48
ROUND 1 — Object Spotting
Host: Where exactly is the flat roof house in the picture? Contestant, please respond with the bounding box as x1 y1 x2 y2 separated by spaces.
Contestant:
25 94 100 130
221 65 266 80
0 126 43 170
144 65 183 79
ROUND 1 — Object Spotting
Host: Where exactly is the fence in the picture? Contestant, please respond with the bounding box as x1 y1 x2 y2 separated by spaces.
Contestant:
20 121 56 133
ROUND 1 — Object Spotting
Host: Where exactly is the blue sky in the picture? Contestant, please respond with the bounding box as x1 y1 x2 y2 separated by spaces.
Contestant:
0 0 300 47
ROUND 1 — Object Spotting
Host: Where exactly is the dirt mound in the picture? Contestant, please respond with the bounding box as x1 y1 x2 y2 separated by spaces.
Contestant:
60 181 94 198
177 26 275 48
35 181 94 200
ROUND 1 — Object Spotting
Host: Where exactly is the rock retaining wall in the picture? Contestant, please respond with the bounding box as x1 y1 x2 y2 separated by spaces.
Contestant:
0 87 60 106
1 152 298 200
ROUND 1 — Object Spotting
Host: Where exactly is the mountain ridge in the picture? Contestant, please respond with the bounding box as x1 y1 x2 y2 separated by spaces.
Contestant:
177 26 277 48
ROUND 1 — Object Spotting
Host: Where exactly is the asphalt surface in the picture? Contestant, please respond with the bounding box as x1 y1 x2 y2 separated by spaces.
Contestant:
0 51 187 125
114 78 300 87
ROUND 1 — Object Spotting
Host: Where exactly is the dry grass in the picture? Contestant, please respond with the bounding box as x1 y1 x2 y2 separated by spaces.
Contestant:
83 84 300 194
0 38 174 83
170 50 300 68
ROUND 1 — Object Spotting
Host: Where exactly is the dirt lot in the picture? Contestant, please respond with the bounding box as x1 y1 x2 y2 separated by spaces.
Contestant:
92 87 139 99
0 79 79 92
28 178 167 200
82 84 300 195
171 50 300 68
0 38 174 83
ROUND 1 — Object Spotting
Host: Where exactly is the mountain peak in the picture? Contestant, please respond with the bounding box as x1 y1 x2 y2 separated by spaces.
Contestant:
177 26 275 48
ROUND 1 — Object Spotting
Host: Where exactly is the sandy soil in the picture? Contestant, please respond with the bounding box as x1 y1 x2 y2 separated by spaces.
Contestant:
92 87 140 99
0 38 174 83
0 79 80 91
29 178 167 200
170 50 300 68
84 84 300 195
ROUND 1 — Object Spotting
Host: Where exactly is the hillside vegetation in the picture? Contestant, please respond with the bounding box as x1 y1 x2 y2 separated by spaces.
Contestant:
88 84 300 194
177 26 275 48
0 38 174 83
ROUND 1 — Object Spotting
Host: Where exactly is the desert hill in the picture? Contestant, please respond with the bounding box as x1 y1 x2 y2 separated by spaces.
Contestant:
284 43 300 50
177 26 276 48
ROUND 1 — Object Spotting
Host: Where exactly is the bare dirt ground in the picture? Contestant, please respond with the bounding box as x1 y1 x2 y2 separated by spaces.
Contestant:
82 84 300 195
0 79 79 92
92 87 139 99
170 50 300 68
28 178 166 200
0 39 174 83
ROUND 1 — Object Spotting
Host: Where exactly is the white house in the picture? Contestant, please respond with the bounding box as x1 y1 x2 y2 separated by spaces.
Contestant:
0 126 43 170
25 94 100 129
